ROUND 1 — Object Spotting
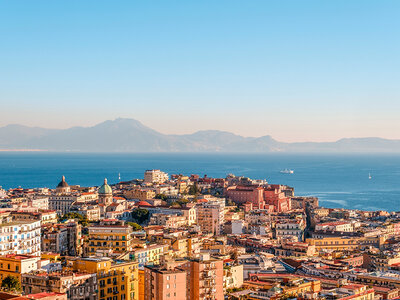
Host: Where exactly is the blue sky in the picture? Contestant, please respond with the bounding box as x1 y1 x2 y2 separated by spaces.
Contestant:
1 1 399 142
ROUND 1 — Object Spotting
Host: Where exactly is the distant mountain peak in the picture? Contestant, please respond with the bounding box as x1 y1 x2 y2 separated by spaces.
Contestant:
0 119 399 153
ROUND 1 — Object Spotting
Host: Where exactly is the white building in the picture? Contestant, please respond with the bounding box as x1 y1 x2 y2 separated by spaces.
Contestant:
50 176 98 215
275 219 305 242
144 170 169 184
231 220 244 235
0 216 41 256
315 221 353 233
27 197 49 210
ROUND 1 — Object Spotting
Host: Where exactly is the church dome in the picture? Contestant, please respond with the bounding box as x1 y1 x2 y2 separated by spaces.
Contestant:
99 178 112 195
57 176 69 188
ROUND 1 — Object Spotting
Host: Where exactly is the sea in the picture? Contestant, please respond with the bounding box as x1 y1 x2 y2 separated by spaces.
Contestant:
0 152 399 212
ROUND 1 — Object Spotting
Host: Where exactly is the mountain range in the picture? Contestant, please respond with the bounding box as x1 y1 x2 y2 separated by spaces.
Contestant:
1 118 399 153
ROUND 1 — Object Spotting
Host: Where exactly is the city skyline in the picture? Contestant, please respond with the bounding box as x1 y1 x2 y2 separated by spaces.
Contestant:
1 1 400 142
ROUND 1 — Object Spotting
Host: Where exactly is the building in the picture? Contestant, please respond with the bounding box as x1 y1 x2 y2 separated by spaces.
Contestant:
263 185 292 212
67 257 139 300
149 214 188 228
88 219 134 257
49 176 97 216
144 170 169 184
306 236 384 252
181 254 224 300
196 200 225 235
11 210 57 225
321 284 374 300
146 206 197 226
98 179 113 207
70 203 100 221
144 265 187 300
226 185 291 212
226 186 265 209
0 214 41 256
275 218 305 241
27 197 49 210
41 221 82 256
22 271 97 300
0 254 39 285
131 244 169 269
223 262 243 291
274 242 316 257
315 221 354 233
124 188 156 201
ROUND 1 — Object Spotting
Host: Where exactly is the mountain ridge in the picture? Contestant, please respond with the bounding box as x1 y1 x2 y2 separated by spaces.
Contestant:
0 118 399 153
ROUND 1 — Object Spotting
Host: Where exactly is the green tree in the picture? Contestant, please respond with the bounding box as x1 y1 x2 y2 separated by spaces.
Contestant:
188 183 200 195
127 222 142 231
131 208 149 224
155 194 168 200
1 275 21 292
177 198 189 206
61 212 89 226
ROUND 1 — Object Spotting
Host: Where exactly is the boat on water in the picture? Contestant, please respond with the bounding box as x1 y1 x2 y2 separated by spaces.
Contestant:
280 169 294 174
369 173 372 180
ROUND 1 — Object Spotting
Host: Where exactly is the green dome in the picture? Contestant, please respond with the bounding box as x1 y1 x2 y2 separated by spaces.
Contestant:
99 178 112 194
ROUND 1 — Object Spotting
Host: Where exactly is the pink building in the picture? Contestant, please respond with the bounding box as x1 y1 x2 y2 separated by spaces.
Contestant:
226 186 265 209
226 185 291 212
144 266 187 300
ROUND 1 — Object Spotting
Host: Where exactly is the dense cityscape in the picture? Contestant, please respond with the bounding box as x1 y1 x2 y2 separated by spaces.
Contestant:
0 169 398 300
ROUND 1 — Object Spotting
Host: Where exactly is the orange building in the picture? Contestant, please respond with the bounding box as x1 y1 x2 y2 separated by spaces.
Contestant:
144 266 187 300
182 254 224 300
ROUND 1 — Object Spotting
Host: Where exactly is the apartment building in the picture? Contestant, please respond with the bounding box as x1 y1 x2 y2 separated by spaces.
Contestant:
67 257 139 300
144 265 187 300
196 200 225 235
181 254 224 300
41 221 82 256
22 271 97 300
315 221 354 233
131 244 169 269
0 254 39 285
144 170 169 184
0 215 41 256
275 218 306 241
124 188 156 201
147 206 197 226
88 220 134 257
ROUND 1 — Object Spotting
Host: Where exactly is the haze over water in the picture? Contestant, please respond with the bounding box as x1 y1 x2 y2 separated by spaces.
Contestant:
0 152 399 212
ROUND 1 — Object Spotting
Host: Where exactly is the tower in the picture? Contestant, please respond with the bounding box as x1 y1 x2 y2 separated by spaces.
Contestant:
98 178 113 206
56 175 71 194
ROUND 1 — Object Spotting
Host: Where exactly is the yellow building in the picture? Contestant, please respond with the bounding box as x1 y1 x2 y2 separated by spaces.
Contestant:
306 236 384 252
88 220 134 257
67 257 139 300
245 276 321 300
124 189 155 201
41 252 61 262
0 254 39 284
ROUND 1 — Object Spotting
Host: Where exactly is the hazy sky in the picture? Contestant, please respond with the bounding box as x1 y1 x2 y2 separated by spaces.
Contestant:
1 1 400 142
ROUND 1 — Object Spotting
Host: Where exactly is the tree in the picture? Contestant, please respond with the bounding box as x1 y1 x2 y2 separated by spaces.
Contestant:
177 198 189 206
61 212 89 227
1 275 21 292
127 222 142 231
131 208 149 224
155 194 168 201
188 183 200 195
